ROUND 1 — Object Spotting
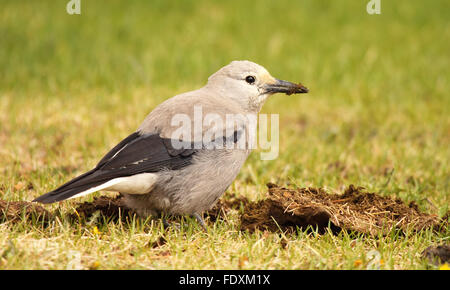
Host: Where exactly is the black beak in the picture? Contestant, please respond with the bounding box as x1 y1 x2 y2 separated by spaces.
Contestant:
263 79 309 95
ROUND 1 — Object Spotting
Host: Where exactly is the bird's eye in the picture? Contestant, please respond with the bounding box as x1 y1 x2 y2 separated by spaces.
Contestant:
245 75 256 84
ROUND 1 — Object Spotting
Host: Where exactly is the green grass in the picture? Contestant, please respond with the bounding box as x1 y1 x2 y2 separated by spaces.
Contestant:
0 0 449 269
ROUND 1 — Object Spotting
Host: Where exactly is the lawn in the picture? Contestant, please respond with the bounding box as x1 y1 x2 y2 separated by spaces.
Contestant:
0 0 448 269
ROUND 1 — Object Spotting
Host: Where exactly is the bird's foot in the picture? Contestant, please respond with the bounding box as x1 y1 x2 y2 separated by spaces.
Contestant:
158 213 207 231
192 213 208 232
161 218 181 230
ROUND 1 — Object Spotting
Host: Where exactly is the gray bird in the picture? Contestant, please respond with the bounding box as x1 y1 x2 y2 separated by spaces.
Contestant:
33 60 308 228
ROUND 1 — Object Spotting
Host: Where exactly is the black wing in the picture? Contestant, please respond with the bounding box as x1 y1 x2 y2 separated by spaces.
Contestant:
33 132 196 204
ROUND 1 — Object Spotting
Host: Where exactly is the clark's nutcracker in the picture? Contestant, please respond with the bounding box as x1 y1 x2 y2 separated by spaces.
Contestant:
33 60 308 228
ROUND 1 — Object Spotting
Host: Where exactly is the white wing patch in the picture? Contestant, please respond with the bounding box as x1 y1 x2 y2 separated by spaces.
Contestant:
67 173 158 200
106 173 158 194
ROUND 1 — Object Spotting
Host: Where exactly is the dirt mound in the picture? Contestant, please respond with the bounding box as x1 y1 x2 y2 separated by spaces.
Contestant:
206 193 249 222
240 184 446 235
70 195 133 223
0 200 52 224
0 195 132 225
421 245 450 265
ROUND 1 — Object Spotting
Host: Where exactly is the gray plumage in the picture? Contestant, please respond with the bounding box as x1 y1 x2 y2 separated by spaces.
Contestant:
33 60 308 224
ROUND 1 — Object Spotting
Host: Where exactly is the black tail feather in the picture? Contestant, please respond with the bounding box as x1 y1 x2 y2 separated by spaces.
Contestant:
32 168 105 204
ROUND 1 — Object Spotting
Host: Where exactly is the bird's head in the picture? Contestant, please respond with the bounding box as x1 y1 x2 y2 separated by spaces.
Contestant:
206 60 308 112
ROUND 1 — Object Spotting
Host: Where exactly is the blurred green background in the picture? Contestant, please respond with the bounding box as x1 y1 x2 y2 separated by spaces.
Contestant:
0 0 449 211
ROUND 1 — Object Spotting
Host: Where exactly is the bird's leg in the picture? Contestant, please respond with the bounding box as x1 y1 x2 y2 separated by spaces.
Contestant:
159 213 206 231
161 217 171 229
157 213 178 230
192 213 207 231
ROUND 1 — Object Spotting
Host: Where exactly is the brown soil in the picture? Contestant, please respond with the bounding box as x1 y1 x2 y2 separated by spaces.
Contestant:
239 184 447 235
421 244 450 265
70 195 132 223
206 193 249 222
0 199 52 224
